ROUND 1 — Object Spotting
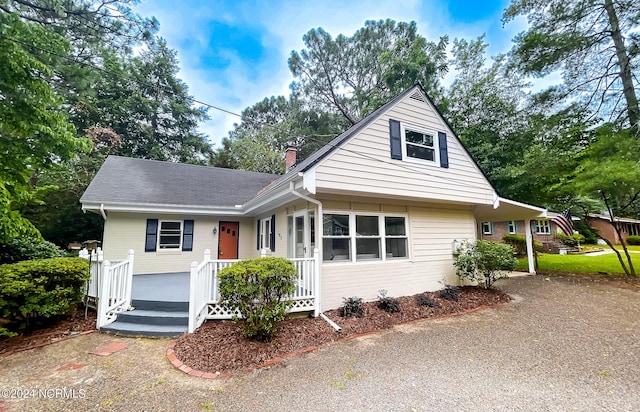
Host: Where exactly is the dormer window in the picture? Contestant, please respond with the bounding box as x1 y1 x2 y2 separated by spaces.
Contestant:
389 119 448 168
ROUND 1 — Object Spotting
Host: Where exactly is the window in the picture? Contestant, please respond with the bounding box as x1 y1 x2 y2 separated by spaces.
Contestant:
259 218 271 250
158 221 182 249
323 213 408 262
385 217 408 259
507 220 517 234
323 214 350 261
534 220 551 234
482 222 492 235
404 125 437 163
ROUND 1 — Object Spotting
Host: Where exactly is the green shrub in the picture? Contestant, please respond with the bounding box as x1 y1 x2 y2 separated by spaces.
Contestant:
454 240 517 289
218 257 297 341
554 233 586 247
502 234 542 256
575 220 598 244
0 237 65 264
0 257 90 331
627 235 640 245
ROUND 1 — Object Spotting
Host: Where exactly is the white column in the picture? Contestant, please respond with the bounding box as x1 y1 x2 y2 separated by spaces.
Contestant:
97 260 111 328
124 249 134 309
525 219 536 274
313 247 321 317
188 261 198 333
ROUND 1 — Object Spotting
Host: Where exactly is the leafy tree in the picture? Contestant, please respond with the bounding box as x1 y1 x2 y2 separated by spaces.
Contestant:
454 240 517 289
213 95 345 173
566 125 640 276
289 19 448 125
0 9 89 242
504 0 640 129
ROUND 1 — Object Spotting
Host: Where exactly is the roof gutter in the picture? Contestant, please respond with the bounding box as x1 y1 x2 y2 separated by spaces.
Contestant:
288 179 322 317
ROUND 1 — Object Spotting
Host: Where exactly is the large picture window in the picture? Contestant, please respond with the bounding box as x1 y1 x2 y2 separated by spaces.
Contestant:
323 213 408 262
158 221 182 249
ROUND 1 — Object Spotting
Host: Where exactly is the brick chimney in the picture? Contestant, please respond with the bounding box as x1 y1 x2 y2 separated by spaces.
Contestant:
285 146 297 171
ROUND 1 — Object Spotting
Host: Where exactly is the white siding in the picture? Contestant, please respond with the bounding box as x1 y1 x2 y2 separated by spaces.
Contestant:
103 212 256 274
320 204 476 310
314 93 495 205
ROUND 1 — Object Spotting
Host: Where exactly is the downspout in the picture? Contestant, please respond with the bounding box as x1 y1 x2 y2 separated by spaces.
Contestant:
99 204 107 221
288 180 323 318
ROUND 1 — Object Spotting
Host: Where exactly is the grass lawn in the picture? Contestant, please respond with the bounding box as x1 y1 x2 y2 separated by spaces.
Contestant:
516 249 640 275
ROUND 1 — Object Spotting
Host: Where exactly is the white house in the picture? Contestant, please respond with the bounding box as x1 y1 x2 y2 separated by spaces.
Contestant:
81 83 545 334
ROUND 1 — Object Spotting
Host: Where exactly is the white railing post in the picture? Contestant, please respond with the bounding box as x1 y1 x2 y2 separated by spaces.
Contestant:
97 260 111 329
124 249 134 309
96 247 104 262
188 261 198 333
203 248 211 262
79 248 89 259
313 247 320 317
260 248 267 258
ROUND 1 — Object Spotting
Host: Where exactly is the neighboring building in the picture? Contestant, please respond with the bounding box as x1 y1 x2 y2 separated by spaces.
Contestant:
586 214 640 245
81 83 546 312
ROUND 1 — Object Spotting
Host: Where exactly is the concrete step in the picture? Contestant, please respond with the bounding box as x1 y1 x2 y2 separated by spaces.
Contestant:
116 309 188 326
131 299 189 312
101 321 187 338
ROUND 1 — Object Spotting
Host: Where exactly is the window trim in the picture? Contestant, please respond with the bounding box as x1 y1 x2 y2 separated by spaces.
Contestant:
507 220 517 235
157 220 183 250
323 211 409 263
482 222 492 235
401 122 439 165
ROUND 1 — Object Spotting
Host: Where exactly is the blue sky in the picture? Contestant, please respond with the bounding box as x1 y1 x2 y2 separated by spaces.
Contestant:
133 0 526 147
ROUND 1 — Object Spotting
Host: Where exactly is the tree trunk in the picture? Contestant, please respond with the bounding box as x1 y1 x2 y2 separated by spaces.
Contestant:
604 0 640 131
601 192 636 276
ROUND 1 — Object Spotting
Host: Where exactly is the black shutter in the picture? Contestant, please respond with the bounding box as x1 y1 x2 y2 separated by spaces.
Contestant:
256 220 261 250
182 220 194 251
145 219 158 252
270 214 276 252
389 119 402 160
438 132 449 168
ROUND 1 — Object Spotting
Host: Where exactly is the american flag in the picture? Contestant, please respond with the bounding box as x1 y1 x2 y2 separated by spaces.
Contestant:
552 209 574 236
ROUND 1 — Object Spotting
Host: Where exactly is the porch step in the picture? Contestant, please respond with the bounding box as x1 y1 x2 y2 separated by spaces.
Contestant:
115 309 189 326
100 299 190 337
101 321 187 338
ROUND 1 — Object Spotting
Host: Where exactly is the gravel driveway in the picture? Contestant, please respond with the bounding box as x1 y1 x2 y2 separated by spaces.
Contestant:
1 274 639 411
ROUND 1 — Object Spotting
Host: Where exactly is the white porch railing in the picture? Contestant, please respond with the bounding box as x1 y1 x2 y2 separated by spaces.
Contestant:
80 248 135 328
188 248 320 333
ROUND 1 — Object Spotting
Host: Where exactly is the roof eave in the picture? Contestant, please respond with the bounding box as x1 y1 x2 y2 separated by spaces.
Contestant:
82 201 245 216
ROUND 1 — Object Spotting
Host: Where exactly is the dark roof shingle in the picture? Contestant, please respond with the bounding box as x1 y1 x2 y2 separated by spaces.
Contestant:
80 156 279 208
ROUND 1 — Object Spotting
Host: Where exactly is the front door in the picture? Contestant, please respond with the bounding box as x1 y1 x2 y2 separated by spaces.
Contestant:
218 221 239 259
289 211 315 258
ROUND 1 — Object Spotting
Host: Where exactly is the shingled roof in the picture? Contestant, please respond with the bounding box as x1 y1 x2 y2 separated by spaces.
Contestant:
80 156 280 208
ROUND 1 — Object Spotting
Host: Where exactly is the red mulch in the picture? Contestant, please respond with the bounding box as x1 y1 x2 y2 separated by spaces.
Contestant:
0 308 97 356
173 287 511 374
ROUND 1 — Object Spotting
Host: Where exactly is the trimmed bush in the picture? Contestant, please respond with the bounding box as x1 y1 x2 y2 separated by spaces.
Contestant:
0 257 90 331
340 297 364 318
554 233 585 248
455 240 517 289
377 289 400 313
0 237 65 264
627 235 640 245
218 257 297 341
502 234 542 256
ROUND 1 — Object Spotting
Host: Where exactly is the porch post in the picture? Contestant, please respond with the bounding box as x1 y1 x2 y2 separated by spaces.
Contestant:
124 249 134 309
188 261 198 333
313 247 320 317
525 219 536 274
97 260 111 329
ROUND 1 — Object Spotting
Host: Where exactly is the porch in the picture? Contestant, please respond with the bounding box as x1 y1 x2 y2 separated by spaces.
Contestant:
82 248 319 337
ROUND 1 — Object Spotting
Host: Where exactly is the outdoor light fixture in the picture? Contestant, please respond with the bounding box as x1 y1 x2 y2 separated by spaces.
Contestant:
452 239 463 254
212 227 217 235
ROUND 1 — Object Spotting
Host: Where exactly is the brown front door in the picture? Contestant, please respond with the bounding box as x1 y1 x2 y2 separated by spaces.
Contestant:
218 221 239 259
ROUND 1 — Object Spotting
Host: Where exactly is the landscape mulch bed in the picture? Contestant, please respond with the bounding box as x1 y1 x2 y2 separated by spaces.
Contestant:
173 286 511 374
0 308 97 356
